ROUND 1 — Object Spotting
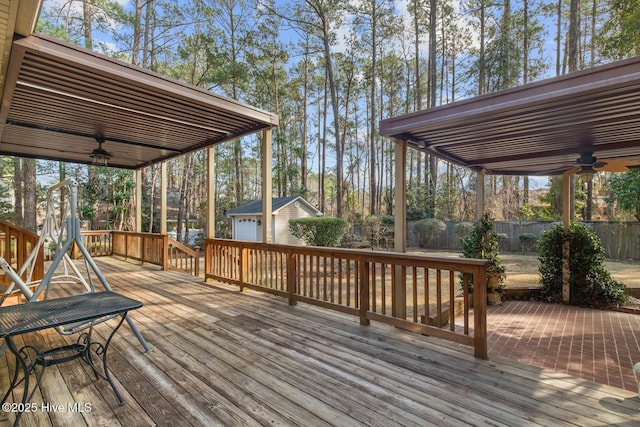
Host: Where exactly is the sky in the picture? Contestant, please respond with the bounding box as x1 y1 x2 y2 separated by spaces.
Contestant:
39 0 552 190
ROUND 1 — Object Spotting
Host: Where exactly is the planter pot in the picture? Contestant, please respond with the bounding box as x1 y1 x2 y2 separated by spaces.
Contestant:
487 273 504 306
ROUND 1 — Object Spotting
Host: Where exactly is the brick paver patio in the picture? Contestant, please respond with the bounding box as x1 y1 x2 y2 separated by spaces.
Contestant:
487 300 640 392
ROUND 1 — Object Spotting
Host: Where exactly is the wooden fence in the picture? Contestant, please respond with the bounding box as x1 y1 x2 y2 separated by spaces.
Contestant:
205 238 488 358
408 220 640 259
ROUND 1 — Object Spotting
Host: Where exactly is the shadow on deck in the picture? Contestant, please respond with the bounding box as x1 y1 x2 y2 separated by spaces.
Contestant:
1 257 638 426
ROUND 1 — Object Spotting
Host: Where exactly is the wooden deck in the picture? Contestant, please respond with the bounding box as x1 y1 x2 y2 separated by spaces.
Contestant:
1 257 639 426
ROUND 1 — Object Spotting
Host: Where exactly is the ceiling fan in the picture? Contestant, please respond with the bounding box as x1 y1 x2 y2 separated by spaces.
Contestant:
566 151 640 181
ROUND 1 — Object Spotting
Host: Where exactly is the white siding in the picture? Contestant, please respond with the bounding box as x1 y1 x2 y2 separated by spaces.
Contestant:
230 198 320 244
274 201 318 245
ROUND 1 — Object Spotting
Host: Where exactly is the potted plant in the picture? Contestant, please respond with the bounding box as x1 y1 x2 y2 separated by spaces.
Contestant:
461 214 506 305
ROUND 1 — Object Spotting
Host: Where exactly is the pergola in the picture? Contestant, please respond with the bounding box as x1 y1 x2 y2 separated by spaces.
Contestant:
4 2 640 302
380 55 640 302
0 0 279 240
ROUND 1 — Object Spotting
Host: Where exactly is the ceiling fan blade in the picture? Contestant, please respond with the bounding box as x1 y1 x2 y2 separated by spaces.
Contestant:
594 159 640 173
563 167 580 177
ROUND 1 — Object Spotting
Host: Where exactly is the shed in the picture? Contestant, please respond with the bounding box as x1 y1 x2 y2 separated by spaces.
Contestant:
227 197 322 244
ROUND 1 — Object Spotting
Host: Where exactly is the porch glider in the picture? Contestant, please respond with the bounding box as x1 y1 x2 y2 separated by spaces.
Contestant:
0 34 279 169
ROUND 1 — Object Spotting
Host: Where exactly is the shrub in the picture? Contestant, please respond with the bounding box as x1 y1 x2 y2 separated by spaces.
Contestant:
362 215 394 248
289 217 349 247
519 233 537 252
454 221 474 239
497 233 508 250
414 218 446 248
537 223 626 306
460 215 505 293
343 233 370 249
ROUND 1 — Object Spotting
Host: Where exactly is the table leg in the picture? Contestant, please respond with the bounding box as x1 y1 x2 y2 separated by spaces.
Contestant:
2 336 30 427
81 313 128 405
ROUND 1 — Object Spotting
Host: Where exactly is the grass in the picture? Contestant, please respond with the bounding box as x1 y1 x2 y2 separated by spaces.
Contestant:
410 250 640 290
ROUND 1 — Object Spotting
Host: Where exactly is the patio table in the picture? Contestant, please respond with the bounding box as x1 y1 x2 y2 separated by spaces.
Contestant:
0 291 142 426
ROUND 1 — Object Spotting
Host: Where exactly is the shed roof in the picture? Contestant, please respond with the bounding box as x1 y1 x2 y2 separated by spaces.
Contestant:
227 196 321 216
0 3 278 170
379 56 640 176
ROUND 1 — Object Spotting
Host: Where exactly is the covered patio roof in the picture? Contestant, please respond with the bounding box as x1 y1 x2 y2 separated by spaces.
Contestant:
0 1 278 170
380 56 640 176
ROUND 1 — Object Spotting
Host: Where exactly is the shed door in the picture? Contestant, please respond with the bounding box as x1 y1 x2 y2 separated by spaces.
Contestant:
235 218 257 241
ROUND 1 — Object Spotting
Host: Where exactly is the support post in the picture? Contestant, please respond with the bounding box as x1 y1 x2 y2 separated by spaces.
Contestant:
160 161 167 235
206 146 216 239
393 139 407 318
135 169 142 232
393 139 407 253
205 146 215 281
562 172 572 303
262 128 273 243
476 170 485 220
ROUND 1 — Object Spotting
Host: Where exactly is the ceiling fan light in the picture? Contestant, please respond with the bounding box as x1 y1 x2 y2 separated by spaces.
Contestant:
579 167 595 183
90 138 111 166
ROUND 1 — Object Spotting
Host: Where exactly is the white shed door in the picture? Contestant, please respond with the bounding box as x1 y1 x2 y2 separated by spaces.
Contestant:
235 219 257 241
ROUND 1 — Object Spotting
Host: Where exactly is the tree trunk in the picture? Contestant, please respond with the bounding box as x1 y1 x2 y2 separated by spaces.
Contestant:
177 155 193 243
321 75 328 212
301 40 309 190
568 0 580 72
427 0 438 215
59 162 66 225
322 20 343 217
132 0 142 65
413 0 422 110
83 0 92 49
13 159 23 227
478 0 486 96
23 159 36 231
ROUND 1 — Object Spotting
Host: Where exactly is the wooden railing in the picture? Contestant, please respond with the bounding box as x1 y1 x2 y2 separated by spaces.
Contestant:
205 238 488 358
111 231 168 269
0 222 200 289
167 238 200 277
67 230 114 260
78 231 201 277
0 220 44 287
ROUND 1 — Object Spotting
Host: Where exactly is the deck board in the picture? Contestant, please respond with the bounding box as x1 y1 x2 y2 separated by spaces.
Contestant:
1 256 639 426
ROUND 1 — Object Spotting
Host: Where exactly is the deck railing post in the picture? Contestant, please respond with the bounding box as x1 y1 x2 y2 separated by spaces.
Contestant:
359 258 370 326
162 234 169 271
140 235 145 265
205 240 212 278
287 250 297 306
194 246 200 277
240 246 248 291
473 265 488 358
393 265 407 318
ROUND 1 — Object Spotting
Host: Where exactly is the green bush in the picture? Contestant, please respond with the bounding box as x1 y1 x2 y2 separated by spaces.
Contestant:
537 223 626 306
460 215 505 292
461 215 504 270
454 221 474 239
289 217 349 247
414 218 446 248
519 233 538 252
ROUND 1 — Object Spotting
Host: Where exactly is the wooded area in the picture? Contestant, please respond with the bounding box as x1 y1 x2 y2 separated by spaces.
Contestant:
2 0 640 240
